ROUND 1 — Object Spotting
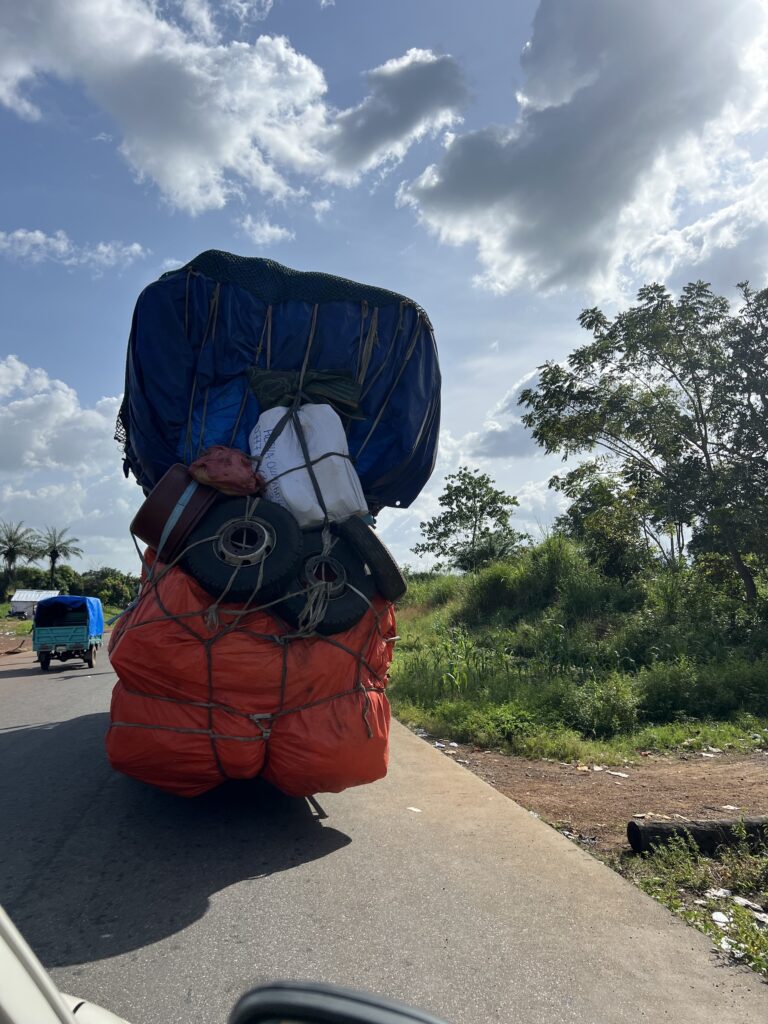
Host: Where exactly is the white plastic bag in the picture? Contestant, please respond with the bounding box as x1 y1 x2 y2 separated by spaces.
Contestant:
249 404 368 529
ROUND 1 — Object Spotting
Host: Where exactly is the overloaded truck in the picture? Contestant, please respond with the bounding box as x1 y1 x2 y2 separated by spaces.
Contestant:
107 251 440 797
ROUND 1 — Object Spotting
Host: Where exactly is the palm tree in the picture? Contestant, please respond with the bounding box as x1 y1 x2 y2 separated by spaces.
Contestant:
0 521 39 593
38 526 83 588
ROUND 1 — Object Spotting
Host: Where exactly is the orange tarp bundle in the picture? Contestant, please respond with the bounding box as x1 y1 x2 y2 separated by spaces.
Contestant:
106 552 395 798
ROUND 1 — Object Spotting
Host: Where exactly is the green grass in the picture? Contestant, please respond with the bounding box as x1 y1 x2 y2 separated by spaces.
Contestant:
619 829 768 977
393 695 768 763
390 549 768 762
0 614 33 637
392 551 768 979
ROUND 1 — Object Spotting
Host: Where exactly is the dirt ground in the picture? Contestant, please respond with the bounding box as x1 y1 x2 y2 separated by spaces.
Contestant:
426 738 768 855
0 630 31 655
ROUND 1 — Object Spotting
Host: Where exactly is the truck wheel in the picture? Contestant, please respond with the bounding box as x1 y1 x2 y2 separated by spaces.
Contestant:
181 496 303 604
336 516 407 601
39 653 51 672
277 530 375 635
86 646 96 669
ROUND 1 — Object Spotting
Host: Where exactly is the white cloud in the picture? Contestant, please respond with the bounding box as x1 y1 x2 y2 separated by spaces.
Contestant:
467 370 541 459
177 0 219 41
0 2 465 215
311 198 332 221
514 478 568 539
240 214 295 245
176 0 273 43
0 356 121 474
326 48 467 180
0 356 142 571
319 0 335 7
225 0 274 23
0 1 326 212
0 228 147 270
398 0 768 296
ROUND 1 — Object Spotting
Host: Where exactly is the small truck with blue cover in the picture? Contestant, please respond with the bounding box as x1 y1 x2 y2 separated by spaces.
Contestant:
33 596 104 672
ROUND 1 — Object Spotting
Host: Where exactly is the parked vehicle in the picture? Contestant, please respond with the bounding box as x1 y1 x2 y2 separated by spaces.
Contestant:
32 596 104 672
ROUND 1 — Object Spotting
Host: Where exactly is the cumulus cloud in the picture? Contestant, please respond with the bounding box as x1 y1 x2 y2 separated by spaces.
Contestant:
398 0 768 295
0 356 121 473
177 0 220 41
312 198 332 221
327 49 467 179
468 370 541 459
240 214 295 244
224 0 274 25
514 477 568 537
179 0 273 39
0 2 465 214
0 229 147 270
0 355 141 571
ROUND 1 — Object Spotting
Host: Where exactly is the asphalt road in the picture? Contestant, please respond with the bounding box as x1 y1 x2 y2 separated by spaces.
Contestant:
1 648 767 1024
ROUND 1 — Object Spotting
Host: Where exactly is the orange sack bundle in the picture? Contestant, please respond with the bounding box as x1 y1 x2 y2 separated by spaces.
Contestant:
106 552 395 798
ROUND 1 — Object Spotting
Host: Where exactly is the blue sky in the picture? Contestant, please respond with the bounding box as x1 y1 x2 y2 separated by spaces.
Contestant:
1 0 767 572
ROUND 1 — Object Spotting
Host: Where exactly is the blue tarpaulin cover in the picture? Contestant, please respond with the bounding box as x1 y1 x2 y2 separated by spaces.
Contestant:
34 595 105 634
116 251 441 510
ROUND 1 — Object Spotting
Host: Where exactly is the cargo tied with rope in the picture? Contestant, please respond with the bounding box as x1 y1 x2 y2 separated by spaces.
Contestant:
107 252 440 798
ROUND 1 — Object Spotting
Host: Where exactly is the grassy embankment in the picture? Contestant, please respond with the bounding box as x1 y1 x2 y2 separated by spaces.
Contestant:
391 537 768 762
389 536 768 974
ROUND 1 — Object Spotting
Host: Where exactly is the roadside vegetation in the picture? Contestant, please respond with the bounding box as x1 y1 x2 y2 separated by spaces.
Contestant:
620 828 768 976
393 281 768 760
1 560 139 610
392 543 768 763
392 279 768 976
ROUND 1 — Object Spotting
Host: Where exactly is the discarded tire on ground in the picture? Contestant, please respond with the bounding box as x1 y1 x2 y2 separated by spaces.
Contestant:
277 529 375 635
180 495 303 604
337 515 407 602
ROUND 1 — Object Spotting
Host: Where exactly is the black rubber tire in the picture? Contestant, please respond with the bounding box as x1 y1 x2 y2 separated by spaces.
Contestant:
86 646 96 669
180 495 303 604
277 529 376 636
336 516 407 602
39 653 51 672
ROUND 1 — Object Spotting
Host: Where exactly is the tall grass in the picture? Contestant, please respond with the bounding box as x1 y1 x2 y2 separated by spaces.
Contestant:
390 538 768 759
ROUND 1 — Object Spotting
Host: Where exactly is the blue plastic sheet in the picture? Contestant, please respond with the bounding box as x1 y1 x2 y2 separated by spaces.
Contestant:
117 253 441 510
34 595 105 634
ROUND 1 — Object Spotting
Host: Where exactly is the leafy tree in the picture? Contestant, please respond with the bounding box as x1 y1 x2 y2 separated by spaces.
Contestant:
0 521 39 596
413 466 524 572
521 281 768 603
37 526 83 588
54 564 81 594
70 567 139 608
551 463 655 580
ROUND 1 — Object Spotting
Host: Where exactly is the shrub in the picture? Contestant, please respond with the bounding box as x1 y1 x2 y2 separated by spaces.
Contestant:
638 656 768 721
637 656 699 721
540 672 639 737
399 573 465 610
458 537 594 626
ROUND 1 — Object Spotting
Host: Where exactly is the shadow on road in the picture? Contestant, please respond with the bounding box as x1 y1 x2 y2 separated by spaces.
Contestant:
0 660 101 681
0 713 351 968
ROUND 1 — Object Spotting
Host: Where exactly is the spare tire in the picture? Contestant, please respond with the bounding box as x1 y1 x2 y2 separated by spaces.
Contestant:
180 496 303 604
336 516 407 601
277 529 375 635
